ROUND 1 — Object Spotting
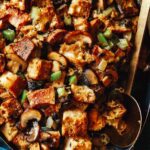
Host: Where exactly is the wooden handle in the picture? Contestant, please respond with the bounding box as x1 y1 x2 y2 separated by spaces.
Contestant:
126 0 150 94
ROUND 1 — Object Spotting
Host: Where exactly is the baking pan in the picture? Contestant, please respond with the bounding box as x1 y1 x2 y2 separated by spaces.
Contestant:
0 1 150 150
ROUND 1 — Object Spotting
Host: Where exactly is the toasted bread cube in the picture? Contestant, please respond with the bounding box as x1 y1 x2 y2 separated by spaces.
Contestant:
13 38 35 61
8 8 30 29
62 110 87 137
40 131 60 148
0 54 5 73
88 109 106 131
0 98 22 120
68 0 92 18
27 86 55 108
13 133 30 149
65 137 92 150
29 142 40 150
0 121 18 141
0 71 26 97
71 85 96 103
27 58 52 80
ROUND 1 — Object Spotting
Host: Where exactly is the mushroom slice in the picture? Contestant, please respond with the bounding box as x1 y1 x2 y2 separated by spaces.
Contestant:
64 31 92 46
21 109 42 128
71 84 96 103
84 69 98 85
26 121 40 142
48 52 67 68
46 29 67 45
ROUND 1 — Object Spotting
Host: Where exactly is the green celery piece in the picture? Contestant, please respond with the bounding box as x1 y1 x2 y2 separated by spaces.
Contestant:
51 71 62 81
2 29 15 41
69 75 77 85
97 33 108 47
21 90 28 104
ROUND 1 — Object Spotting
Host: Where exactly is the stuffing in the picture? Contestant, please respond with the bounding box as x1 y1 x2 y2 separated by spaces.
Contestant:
106 118 127 135
29 142 40 150
68 0 92 18
73 17 89 31
104 100 126 120
39 131 60 148
52 71 66 88
27 58 52 80
7 8 31 29
88 109 106 131
12 38 35 61
115 0 139 16
60 42 94 68
0 98 23 120
10 0 26 10
0 121 18 141
13 133 30 149
0 33 5 50
31 6 63 32
0 54 5 73
71 84 96 103
0 71 26 97
65 137 92 150
27 86 55 108
62 109 88 137
46 29 67 45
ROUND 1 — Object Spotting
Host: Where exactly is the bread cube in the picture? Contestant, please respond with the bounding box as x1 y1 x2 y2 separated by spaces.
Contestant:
27 86 55 108
0 121 18 141
13 133 30 149
65 137 92 150
68 0 92 18
71 84 96 103
13 38 35 61
29 142 40 150
62 110 87 137
39 131 60 148
0 71 26 97
88 109 106 131
0 98 22 120
27 58 52 80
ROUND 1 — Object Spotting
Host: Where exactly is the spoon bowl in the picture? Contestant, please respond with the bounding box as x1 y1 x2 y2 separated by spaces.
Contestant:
106 93 142 148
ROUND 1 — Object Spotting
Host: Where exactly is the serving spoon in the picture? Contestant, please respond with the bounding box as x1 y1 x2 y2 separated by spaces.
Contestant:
105 93 142 149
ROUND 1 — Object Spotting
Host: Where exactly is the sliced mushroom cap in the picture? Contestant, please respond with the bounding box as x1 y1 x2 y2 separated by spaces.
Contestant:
64 31 92 46
21 109 42 128
84 69 99 85
46 29 67 45
48 52 67 68
26 121 40 142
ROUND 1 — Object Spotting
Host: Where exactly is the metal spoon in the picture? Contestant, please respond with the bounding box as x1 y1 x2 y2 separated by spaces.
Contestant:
105 93 142 149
